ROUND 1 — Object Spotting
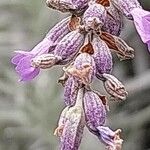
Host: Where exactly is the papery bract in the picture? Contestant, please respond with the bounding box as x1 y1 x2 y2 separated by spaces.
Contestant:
65 53 96 85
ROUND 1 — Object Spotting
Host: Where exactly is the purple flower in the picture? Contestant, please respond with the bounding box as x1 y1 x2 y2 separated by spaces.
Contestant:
11 17 71 81
12 38 53 81
130 8 150 51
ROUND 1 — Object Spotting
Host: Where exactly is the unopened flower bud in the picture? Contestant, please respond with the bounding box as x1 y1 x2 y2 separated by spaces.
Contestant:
54 30 85 65
103 73 128 101
83 90 106 131
83 1 107 31
64 77 81 106
102 2 123 36
92 35 113 80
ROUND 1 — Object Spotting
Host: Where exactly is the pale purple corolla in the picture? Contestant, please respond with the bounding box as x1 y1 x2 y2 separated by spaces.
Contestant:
11 17 71 81
11 38 54 81
130 8 150 51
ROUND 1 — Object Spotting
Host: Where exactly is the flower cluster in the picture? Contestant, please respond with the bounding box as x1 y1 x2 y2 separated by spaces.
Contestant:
11 0 150 149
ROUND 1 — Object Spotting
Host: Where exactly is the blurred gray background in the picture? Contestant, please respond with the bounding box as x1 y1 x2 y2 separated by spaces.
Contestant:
0 0 150 150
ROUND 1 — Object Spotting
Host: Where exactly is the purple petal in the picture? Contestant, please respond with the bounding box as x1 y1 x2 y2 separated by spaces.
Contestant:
15 55 33 72
19 67 40 81
131 8 150 43
11 54 26 65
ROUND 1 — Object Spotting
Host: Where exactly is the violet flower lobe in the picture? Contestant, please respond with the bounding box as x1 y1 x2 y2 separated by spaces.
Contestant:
11 17 71 81
92 35 113 80
97 126 123 150
112 0 150 51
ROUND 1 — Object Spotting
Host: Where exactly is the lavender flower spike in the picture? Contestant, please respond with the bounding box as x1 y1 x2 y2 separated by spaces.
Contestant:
112 0 150 51
11 17 71 81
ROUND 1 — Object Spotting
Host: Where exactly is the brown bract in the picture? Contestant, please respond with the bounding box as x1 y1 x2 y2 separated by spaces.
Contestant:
100 32 134 60
96 0 110 7
69 15 81 31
